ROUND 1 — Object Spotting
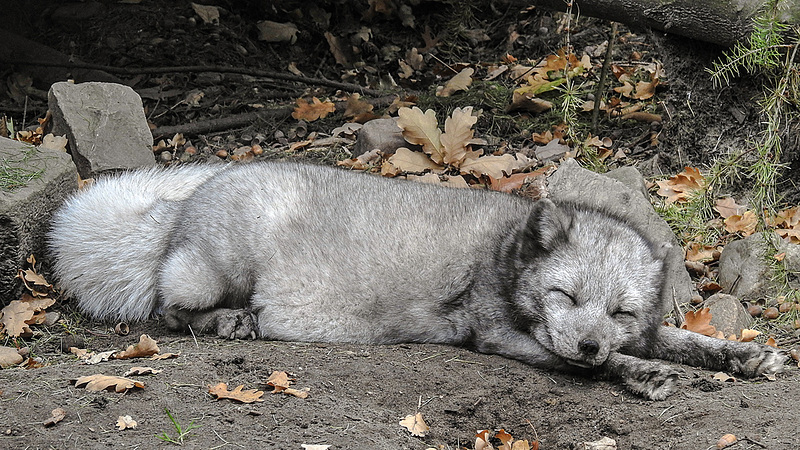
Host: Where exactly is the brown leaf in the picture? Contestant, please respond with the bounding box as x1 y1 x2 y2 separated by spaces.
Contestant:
656 167 704 204
508 91 553 114
337 148 383 171
459 154 523 179
714 197 746 218
208 382 264 403
386 147 444 174
399 412 430 437
436 67 474 97
116 415 137 430
291 97 337 121
74 374 145 393
0 301 35 337
681 308 717 337
343 93 374 120
266 370 292 390
124 366 163 376
739 329 761 342
440 106 478 165
150 352 181 360
114 334 160 359
43 408 66 427
724 211 757 236
685 242 718 262
397 107 443 162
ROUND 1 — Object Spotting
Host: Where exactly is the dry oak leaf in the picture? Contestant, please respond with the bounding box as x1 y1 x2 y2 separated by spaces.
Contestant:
124 367 163 376
150 352 181 360
715 197 746 218
114 334 159 359
436 67 474 97
460 153 525 180
656 167 704 204
681 308 717 337
43 408 67 428
74 374 145 393
397 107 443 162
724 211 757 236
343 93 375 120
739 329 761 342
685 242 718 262
386 147 444 174
440 106 478 165
338 148 383 171
0 300 35 337
399 412 430 437
507 90 553 114
301 445 331 450
266 370 310 398
292 97 336 121
116 415 138 430
208 382 264 403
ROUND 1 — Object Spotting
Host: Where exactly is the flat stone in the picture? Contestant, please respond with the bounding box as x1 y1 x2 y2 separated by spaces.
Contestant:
704 293 752 337
352 118 408 157
49 81 155 177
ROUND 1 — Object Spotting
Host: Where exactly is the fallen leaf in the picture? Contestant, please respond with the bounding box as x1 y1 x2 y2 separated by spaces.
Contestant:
191 2 219 25
292 97 337 121
397 107 443 162
459 153 522 179
685 242 718 262
150 352 181 360
507 90 553 114
656 167 704 204
440 106 478 165
266 371 292 391
208 383 264 403
343 93 375 120
681 308 717 337
301 445 331 450
43 408 66 427
114 335 160 359
0 301 35 337
256 20 298 43
337 148 383 171
724 211 757 236
739 329 761 342
712 372 737 382
124 367 163 376
386 147 444 174
116 415 137 430
74 374 145 393
436 67 474 97
715 197 746 218
399 412 430 437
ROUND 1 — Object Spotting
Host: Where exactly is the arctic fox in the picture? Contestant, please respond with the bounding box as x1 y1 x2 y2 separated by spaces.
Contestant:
49 162 785 400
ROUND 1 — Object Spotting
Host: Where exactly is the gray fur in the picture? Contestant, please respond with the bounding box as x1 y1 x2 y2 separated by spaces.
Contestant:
49 162 786 399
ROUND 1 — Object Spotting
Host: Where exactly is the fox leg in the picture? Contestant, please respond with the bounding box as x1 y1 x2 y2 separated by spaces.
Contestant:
158 248 258 340
631 326 786 378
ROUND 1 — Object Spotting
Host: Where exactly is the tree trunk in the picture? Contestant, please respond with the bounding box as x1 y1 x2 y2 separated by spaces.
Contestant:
527 0 800 46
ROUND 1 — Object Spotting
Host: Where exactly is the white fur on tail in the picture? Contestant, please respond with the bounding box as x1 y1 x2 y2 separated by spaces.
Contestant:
49 165 224 322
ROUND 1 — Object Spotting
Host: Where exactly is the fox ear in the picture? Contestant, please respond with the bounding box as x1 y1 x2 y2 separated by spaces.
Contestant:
520 198 572 256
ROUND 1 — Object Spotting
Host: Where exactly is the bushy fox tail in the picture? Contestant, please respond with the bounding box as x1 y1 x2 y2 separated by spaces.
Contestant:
49 164 224 322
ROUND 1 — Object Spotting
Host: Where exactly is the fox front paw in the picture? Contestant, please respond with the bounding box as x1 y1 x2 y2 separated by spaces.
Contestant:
731 345 786 378
621 361 682 401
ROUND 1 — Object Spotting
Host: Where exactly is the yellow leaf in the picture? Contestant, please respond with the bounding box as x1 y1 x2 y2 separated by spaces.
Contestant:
397 107 443 162
399 412 430 437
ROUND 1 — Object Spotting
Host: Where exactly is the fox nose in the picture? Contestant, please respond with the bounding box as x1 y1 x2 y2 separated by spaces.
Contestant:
579 339 600 355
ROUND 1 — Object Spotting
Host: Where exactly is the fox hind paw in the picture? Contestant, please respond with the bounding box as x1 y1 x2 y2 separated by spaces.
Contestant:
623 363 682 401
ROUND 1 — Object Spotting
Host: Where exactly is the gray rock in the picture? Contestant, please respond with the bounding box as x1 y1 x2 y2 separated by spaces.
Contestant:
49 82 155 178
703 293 752 337
0 137 77 300
547 158 697 307
352 118 408 157
718 231 800 300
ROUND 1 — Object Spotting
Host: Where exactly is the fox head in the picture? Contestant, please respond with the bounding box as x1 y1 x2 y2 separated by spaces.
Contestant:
510 199 669 368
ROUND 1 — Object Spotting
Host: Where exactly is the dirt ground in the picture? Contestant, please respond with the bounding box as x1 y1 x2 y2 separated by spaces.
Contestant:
1 321 798 449
2 1 800 449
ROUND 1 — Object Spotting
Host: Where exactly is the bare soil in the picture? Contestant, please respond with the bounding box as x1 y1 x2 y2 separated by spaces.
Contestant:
2 1 799 449
2 321 799 449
